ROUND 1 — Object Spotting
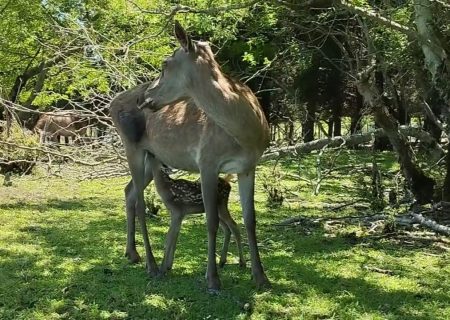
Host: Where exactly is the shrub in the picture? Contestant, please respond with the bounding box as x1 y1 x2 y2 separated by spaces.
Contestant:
0 121 39 175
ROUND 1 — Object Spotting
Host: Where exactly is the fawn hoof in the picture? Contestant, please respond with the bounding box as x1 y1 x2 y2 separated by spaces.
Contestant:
125 249 141 264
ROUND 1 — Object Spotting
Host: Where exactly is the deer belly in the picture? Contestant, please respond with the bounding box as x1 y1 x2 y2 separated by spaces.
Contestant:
219 152 261 174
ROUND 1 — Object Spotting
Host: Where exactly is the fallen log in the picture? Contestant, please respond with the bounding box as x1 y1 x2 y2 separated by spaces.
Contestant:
261 126 443 161
410 212 450 236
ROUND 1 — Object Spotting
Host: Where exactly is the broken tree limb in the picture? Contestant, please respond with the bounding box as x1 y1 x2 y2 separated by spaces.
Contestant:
363 265 395 275
275 213 388 227
275 211 450 237
261 126 443 162
410 212 450 236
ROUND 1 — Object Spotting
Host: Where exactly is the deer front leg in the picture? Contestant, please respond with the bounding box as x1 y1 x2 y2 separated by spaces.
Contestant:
238 170 270 289
160 210 183 274
126 149 159 276
200 168 221 292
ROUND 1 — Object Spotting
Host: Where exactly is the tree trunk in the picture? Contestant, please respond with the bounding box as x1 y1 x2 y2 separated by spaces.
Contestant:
302 103 315 142
327 119 333 137
350 92 363 134
357 69 435 204
373 69 392 150
288 121 295 145
375 106 435 203
333 107 342 137
423 93 444 141
414 0 449 83
443 152 450 202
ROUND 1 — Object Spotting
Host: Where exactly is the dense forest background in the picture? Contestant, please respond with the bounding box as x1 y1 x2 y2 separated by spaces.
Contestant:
0 0 449 205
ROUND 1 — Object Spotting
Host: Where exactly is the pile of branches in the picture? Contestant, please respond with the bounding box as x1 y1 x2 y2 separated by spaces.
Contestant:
276 201 450 239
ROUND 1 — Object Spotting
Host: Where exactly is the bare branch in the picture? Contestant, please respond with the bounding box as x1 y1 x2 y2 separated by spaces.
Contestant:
422 100 447 135
0 0 13 15
128 0 261 16
339 1 414 37
0 140 119 167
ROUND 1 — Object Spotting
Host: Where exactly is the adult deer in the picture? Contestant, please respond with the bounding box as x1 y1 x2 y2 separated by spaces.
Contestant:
34 111 88 144
147 156 245 272
110 21 270 291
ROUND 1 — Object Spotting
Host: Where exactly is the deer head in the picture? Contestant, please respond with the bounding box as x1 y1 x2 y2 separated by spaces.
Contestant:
139 21 219 110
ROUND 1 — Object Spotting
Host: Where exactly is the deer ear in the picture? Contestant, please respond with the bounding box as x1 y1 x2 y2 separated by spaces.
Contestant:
174 20 193 53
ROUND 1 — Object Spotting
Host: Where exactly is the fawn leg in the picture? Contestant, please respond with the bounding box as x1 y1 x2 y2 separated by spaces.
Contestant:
160 210 183 274
218 218 231 268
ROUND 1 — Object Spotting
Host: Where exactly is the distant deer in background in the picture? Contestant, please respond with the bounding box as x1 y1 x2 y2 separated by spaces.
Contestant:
34 111 88 144
145 155 245 274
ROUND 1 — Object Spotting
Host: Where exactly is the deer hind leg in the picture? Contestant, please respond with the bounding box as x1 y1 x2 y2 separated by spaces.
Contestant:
200 167 221 292
125 149 159 276
218 203 245 268
124 180 140 263
124 153 154 263
238 169 270 289
160 209 184 275
38 131 45 144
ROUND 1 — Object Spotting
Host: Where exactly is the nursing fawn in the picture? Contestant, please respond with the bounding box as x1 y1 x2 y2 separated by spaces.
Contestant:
148 157 245 274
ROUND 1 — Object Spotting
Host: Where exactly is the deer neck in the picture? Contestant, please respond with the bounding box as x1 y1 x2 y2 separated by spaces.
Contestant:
150 162 172 198
189 73 269 152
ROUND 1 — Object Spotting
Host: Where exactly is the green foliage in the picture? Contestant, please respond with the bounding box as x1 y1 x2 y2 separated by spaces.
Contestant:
261 168 285 208
0 122 39 174
144 185 162 217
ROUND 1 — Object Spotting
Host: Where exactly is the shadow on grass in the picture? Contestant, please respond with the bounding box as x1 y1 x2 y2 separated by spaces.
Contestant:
1 215 257 319
0 197 117 213
1 198 448 319
258 221 449 319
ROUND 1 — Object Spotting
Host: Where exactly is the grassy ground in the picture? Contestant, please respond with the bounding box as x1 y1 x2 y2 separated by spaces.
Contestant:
0 151 449 319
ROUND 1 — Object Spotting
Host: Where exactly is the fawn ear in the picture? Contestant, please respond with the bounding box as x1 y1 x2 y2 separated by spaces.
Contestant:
174 20 193 53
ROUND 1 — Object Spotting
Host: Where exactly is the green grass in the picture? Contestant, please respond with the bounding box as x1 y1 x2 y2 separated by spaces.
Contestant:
0 151 449 319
